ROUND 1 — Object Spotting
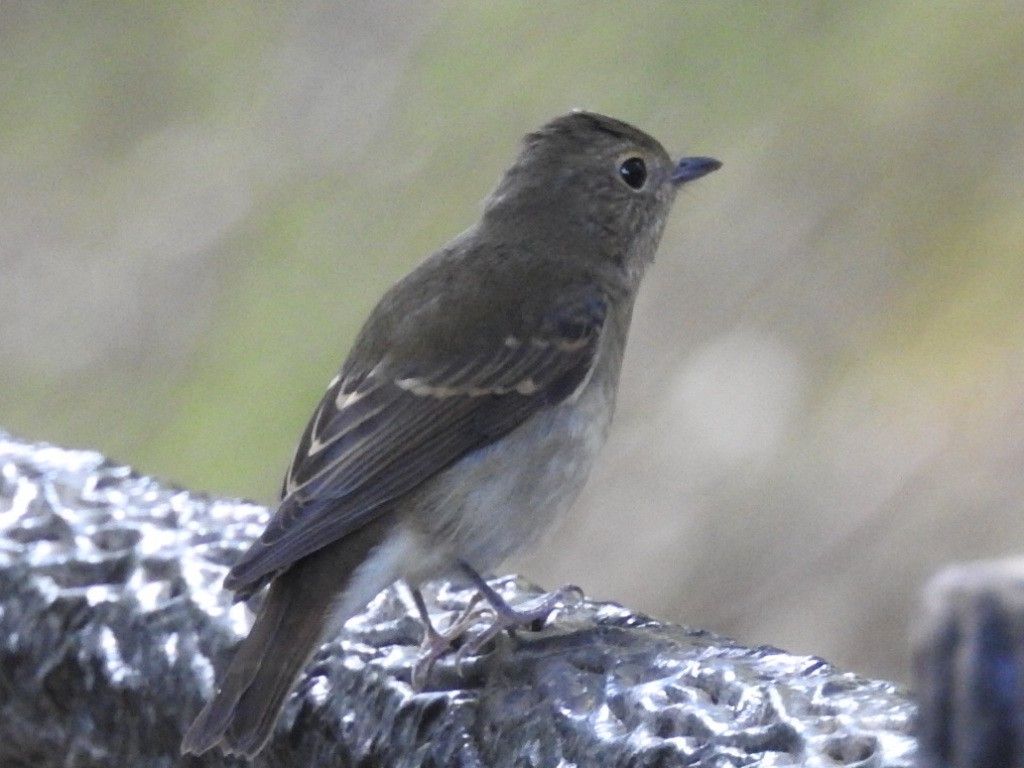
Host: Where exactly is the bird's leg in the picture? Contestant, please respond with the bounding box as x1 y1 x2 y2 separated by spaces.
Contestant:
459 561 584 627
452 561 584 663
409 585 483 690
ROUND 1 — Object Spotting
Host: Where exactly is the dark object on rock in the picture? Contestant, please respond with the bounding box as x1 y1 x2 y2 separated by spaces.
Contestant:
913 558 1024 768
0 431 917 766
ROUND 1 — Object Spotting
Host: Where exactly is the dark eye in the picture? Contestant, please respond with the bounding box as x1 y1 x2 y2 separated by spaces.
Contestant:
618 157 647 190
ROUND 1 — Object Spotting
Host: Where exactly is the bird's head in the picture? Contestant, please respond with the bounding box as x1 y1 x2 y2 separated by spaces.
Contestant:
484 110 720 285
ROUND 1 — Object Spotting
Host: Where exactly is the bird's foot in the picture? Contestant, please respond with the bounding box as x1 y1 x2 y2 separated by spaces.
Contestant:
451 582 584 668
408 575 583 689
410 591 485 690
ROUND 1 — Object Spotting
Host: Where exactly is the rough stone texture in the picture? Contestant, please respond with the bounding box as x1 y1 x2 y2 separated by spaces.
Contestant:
0 432 918 767
913 558 1024 768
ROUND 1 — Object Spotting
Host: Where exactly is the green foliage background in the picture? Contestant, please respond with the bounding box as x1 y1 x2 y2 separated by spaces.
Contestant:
3 2 1023 680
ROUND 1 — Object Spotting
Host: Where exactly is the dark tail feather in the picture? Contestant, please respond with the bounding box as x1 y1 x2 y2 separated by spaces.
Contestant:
179 568 332 757
180 518 393 757
222 582 332 756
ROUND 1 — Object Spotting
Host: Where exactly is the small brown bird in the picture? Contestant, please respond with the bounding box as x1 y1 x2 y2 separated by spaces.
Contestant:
181 111 720 757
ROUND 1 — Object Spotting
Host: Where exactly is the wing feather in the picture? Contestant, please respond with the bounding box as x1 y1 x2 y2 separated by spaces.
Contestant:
226 292 607 597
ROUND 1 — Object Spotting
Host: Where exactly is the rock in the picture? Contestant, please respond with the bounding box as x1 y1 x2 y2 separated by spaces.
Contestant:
0 431 917 766
913 558 1024 768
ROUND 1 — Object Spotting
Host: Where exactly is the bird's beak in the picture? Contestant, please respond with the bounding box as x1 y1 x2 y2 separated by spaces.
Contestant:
670 156 722 185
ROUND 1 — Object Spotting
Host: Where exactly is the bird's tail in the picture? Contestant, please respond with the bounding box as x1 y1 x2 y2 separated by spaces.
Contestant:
180 518 394 758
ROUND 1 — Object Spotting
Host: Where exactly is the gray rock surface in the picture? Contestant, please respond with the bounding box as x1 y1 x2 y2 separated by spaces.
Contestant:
913 558 1024 768
0 431 918 767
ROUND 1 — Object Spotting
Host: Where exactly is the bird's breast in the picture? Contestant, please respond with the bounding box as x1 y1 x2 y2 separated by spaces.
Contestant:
414 381 613 573
398 314 629 579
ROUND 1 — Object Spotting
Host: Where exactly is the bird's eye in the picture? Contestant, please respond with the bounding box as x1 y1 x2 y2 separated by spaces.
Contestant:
618 157 647 190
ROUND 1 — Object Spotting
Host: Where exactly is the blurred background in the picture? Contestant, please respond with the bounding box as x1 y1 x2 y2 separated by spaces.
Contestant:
3 1 1023 683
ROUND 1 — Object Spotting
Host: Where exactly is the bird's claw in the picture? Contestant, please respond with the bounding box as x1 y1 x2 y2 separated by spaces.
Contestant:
449 583 585 673
489 582 584 627
411 583 583 688
411 593 484 690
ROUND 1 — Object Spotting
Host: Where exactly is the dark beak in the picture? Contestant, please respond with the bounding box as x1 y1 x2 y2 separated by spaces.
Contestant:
670 156 722 185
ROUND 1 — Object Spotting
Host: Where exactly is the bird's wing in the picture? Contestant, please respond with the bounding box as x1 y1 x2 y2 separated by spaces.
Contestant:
224 290 607 597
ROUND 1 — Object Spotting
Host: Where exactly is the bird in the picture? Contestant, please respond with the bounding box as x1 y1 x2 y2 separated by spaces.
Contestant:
180 110 720 757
